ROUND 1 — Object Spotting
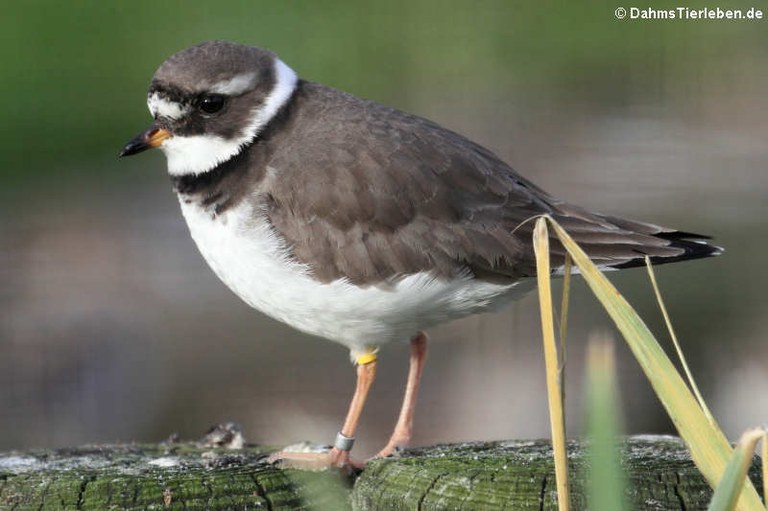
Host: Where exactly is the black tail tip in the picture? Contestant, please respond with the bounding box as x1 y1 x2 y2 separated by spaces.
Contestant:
615 233 723 270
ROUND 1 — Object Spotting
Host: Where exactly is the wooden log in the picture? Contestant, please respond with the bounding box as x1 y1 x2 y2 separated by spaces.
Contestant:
0 443 351 511
0 436 762 510
353 436 764 510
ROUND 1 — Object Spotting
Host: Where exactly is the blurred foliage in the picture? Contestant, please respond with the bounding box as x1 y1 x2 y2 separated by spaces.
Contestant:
586 337 627 511
1 0 765 181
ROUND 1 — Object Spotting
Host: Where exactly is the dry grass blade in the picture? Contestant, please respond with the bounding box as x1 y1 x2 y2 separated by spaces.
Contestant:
533 218 570 511
559 255 572 376
645 256 715 425
543 216 763 511
763 433 767 511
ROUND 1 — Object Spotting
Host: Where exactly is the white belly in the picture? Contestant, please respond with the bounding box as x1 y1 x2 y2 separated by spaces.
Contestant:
179 199 531 356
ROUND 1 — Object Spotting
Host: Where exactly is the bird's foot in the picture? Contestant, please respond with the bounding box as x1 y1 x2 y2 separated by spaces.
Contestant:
373 433 410 459
267 445 365 472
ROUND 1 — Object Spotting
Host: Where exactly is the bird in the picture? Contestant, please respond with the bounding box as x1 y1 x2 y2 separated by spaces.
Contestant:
120 41 721 469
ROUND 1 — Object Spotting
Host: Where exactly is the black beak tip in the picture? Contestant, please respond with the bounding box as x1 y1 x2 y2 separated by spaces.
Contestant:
118 139 148 158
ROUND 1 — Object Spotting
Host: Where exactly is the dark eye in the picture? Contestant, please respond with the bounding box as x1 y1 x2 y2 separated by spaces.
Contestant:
198 94 226 114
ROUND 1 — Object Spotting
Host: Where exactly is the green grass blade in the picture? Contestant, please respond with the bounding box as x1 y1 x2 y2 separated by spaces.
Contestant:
586 335 628 511
533 218 570 511
707 429 764 511
544 216 763 511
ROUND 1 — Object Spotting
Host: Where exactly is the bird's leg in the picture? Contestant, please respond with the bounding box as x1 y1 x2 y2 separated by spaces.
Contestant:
375 331 428 458
268 352 377 470
328 354 377 467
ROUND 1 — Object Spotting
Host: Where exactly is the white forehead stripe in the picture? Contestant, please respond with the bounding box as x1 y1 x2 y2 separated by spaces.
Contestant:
209 72 259 95
161 57 298 176
147 93 188 120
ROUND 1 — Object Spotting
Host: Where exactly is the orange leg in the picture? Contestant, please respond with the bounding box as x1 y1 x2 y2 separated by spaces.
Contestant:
375 332 428 458
332 357 377 466
268 357 377 470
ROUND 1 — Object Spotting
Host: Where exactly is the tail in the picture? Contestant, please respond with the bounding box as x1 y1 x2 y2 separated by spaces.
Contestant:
546 208 723 272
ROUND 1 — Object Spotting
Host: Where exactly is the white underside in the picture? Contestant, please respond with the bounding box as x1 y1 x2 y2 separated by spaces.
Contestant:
179 200 533 357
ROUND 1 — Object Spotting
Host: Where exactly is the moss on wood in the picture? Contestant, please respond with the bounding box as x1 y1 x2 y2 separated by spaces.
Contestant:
1 436 762 510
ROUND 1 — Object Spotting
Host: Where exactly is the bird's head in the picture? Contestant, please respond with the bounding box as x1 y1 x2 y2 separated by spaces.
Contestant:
119 41 297 176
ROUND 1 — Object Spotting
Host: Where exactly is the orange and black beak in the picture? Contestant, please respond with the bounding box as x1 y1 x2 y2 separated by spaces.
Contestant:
119 126 171 157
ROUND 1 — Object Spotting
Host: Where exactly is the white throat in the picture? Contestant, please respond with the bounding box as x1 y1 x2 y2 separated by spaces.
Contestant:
158 57 298 176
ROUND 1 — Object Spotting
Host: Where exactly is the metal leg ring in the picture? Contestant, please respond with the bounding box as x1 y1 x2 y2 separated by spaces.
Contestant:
334 432 355 451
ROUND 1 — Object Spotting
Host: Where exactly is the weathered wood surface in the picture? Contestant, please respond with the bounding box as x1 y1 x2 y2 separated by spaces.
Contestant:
0 436 763 510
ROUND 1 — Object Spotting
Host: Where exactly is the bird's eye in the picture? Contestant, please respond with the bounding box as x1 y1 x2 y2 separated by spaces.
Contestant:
198 94 226 114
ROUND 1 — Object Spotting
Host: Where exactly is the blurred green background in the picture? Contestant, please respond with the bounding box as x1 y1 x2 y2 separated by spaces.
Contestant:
1 1 766 454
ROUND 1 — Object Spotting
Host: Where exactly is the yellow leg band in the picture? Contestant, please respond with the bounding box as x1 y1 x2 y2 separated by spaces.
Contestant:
356 351 378 365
